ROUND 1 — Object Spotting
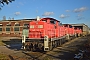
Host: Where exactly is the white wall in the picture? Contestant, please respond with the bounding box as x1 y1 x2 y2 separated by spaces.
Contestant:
89 29 90 34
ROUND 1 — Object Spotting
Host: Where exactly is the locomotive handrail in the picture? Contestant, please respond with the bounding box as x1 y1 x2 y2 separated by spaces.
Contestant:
26 38 45 39
25 35 66 41
51 35 66 41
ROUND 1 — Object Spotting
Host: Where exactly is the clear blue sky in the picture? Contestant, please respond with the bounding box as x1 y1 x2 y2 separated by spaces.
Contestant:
0 0 90 27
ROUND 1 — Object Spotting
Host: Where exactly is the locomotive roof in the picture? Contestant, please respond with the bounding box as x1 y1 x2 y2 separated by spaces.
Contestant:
63 24 72 25
63 24 73 27
40 17 60 22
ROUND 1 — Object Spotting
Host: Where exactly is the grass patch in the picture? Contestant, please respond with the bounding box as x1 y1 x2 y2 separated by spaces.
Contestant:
0 40 5 46
0 54 10 60
43 56 53 60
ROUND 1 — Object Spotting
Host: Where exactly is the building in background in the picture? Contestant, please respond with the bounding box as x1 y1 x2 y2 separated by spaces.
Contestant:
89 28 90 34
71 23 89 36
0 19 36 37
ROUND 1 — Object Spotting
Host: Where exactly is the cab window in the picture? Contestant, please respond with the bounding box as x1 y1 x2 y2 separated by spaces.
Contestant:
42 20 47 22
69 25 72 28
59 22 62 26
50 20 56 24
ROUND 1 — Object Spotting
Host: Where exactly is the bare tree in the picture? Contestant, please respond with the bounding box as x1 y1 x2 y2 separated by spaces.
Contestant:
8 17 11 20
0 0 15 10
12 17 14 20
3 16 6 20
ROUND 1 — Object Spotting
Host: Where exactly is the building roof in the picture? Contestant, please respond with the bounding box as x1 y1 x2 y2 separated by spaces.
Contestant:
70 23 88 27
0 18 36 22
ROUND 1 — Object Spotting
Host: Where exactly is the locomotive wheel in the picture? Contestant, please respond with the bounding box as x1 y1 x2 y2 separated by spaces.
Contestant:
38 43 44 51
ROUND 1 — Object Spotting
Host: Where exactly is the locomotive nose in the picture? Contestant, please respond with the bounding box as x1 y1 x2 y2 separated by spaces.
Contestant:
29 31 43 38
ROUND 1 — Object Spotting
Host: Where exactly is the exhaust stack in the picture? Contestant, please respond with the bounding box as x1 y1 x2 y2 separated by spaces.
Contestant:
37 16 40 21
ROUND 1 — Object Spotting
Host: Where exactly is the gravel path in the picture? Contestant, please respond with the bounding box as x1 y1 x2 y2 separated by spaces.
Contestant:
39 37 88 60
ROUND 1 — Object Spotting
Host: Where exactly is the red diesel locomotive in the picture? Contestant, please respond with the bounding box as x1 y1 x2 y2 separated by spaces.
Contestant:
23 17 82 51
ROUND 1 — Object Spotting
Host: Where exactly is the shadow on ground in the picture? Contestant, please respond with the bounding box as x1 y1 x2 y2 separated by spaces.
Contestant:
2 38 22 51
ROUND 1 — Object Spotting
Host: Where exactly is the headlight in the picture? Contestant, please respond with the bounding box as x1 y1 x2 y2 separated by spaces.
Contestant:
30 25 34 28
38 25 43 28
